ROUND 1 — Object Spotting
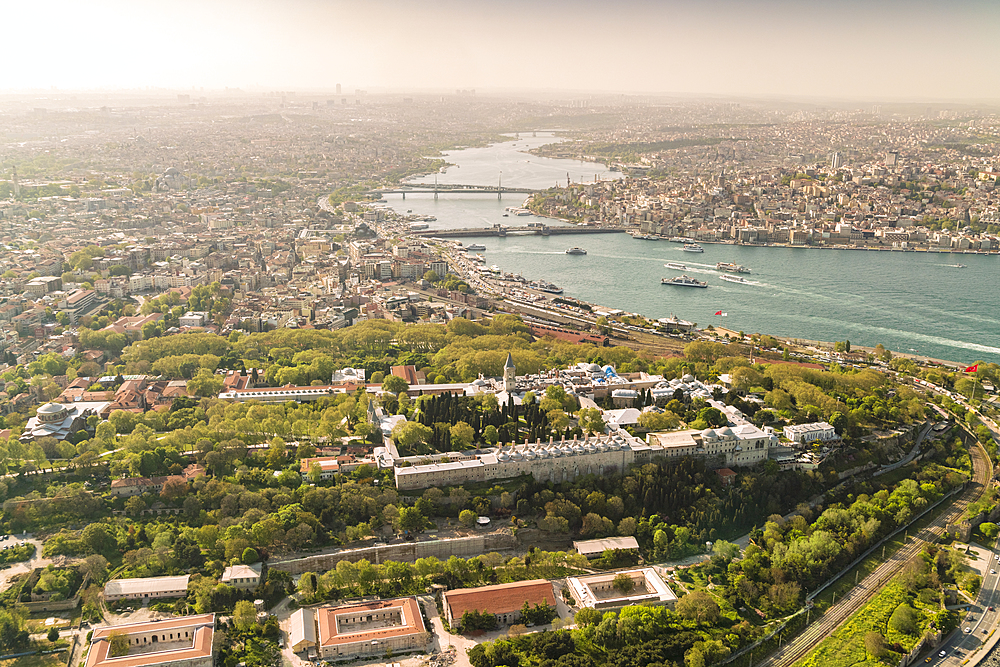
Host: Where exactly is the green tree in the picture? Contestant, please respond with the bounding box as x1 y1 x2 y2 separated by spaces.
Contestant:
612 572 635 595
186 369 223 397
459 509 477 527
676 591 720 623
382 375 409 395
242 547 259 564
483 425 499 446
47 627 59 642
864 631 886 659
398 506 426 533
108 630 129 657
577 408 605 435
233 599 257 633
980 522 999 540
450 421 475 449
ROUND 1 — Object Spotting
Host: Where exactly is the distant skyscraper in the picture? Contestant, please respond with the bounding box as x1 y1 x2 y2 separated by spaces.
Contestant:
830 151 843 169
336 83 341 95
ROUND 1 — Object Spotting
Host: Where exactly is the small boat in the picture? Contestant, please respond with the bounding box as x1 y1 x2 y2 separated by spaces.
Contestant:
466 244 487 251
662 275 708 288
565 247 587 255
953 263 967 268
720 275 753 285
682 243 704 253
669 237 690 243
716 262 751 274
665 262 687 270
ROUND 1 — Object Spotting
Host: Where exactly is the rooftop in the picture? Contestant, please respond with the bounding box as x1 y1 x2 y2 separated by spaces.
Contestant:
85 613 214 667
443 579 555 619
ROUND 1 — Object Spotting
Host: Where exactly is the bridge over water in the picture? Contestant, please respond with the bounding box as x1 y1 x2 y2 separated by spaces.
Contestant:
411 225 626 239
371 183 540 199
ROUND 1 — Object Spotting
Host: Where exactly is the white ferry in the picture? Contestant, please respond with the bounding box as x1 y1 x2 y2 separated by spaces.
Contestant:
682 243 704 253
465 243 487 251
530 280 564 294
716 262 751 274
720 275 753 285
665 262 687 270
662 275 708 288
565 247 587 255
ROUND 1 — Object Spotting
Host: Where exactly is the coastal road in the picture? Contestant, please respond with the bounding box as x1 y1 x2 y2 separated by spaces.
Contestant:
933 538 1000 666
758 439 990 667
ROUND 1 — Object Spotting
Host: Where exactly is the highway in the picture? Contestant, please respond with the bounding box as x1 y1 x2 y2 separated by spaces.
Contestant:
758 437 991 667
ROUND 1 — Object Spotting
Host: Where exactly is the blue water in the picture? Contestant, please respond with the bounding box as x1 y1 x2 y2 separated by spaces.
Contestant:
382 135 1000 365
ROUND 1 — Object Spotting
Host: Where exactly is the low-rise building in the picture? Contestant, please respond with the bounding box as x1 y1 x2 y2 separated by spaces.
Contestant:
783 422 838 444
292 597 429 660
572 536 640 559
85 613 214 667
221 563 263 590
442 579 556 627
567 568 677 611
104 575 190 601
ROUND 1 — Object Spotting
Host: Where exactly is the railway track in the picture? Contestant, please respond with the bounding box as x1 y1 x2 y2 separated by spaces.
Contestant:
758 440 990 667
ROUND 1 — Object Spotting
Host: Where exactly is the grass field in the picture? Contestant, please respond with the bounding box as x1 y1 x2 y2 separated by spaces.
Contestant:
796 578 928 667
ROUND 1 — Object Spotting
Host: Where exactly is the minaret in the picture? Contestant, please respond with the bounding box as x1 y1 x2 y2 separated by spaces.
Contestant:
503 352 515 393
11 167 19 199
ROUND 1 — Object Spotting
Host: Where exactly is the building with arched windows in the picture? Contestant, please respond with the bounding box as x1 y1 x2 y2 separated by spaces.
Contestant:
85 613 214 667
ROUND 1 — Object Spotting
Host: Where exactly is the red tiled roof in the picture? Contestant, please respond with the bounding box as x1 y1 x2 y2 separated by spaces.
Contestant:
444 580 555 619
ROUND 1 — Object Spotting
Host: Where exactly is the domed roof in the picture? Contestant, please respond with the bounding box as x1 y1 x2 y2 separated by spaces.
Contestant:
497 452 509 462
682 373 695 382
164 167 181 176
510 450 522 461
587 363 602 372
37 403 66 415
717 426 734 437
701 428 716 439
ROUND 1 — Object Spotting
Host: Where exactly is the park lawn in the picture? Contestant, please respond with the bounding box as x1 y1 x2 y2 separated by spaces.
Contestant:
796 578 925 667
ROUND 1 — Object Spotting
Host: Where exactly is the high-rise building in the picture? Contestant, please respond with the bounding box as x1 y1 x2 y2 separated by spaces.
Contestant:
336 83 341 95
830 151 843 169
885 151 899 167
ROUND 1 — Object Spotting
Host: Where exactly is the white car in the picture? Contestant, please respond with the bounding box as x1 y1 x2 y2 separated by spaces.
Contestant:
965 627 972 633
940 650 947 657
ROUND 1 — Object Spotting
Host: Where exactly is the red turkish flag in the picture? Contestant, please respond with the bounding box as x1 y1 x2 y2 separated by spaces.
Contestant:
965 364 979 373
714 311 723 316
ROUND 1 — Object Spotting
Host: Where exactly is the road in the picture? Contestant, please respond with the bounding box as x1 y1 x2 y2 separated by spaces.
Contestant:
758 437 990 667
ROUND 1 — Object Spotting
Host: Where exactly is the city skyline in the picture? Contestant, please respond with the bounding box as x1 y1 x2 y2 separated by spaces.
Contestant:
7 0 1000 101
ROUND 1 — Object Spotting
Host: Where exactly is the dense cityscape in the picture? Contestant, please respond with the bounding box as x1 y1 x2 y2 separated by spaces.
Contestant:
0 29 999 667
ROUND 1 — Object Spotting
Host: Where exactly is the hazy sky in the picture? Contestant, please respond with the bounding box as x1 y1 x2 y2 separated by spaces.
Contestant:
8 0 999 100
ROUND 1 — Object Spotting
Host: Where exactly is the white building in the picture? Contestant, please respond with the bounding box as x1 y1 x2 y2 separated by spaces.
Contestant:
783 422 838 444
567 568 677 611
220 563 263 590
104 575 190 601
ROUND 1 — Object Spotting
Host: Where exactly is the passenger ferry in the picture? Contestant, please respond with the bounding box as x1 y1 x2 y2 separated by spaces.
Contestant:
465 243 487 251
662 275 708 288
530 280 564 294
716 262 751 274
682 243 704 253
